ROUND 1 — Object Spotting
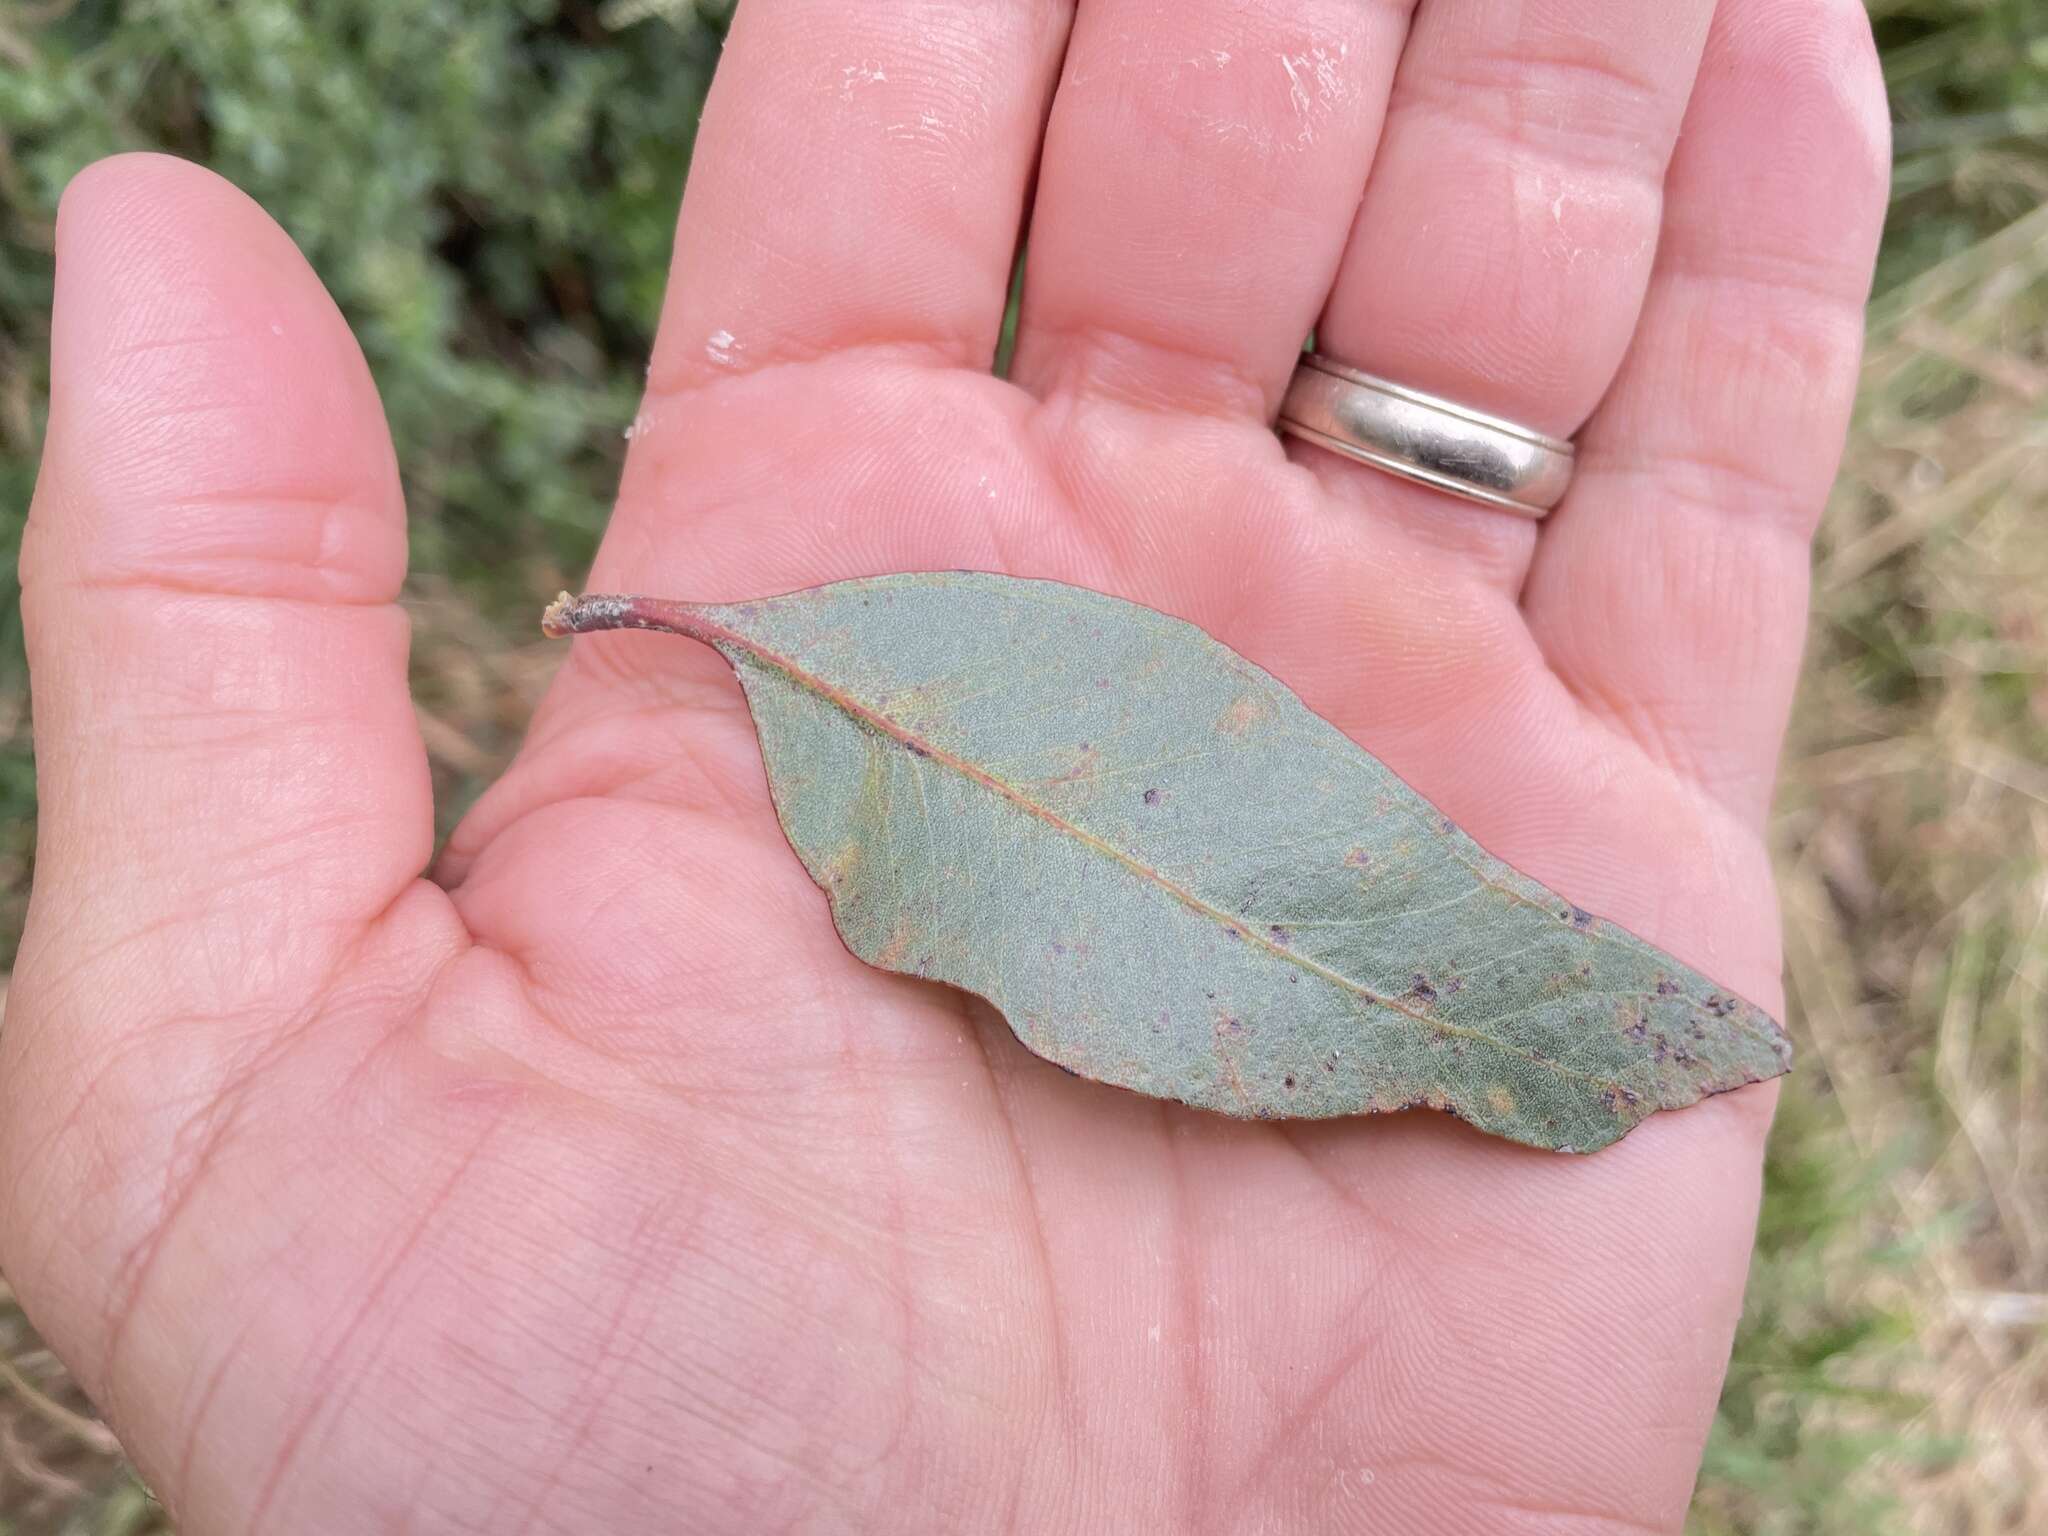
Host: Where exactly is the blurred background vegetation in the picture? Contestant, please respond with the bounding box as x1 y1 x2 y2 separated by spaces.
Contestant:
0 0 2043 1530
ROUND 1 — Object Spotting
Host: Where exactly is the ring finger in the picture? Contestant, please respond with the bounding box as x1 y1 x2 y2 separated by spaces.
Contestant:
1296 0 1718 588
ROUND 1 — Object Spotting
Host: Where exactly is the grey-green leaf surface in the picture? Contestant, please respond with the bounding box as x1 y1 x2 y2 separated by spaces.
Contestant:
543 574 1790 1152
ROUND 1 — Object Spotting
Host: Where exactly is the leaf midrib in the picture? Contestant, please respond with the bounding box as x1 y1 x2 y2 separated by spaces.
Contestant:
693 603 1631 1097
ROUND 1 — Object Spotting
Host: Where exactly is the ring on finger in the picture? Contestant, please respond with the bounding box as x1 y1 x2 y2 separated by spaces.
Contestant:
1277 353 1575 519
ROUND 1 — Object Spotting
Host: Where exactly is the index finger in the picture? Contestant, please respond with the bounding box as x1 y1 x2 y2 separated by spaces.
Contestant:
643 0 1072 401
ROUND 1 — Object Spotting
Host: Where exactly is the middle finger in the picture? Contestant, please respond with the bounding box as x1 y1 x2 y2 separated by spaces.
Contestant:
1010 0 1417 420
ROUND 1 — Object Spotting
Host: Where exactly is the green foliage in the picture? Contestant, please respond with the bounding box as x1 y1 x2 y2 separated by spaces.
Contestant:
12 0 730 570
1874 0 2048 288
0 0 729 958
1691 1080 1957 1535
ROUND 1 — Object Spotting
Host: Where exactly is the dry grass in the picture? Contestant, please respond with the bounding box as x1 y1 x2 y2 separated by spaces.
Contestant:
1689 192 2048 1531
1804 229 2047 1525
0 1252 164 1532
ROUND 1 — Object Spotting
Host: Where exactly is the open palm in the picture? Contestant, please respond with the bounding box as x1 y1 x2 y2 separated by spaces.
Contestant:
3 1 1887 1530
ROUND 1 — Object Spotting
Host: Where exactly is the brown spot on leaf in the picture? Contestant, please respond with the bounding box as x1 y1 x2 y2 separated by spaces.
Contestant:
1142 787 1160 806
1050 743 1100 784
1344 847 1372 870
1212 1021 1253 1111
1408 973 1438 1004
1600 1084 1642 1116
1216 692 1276 736
1395 1087 1459 1119
875 918 914 969
1485 1085 1516 1119
818 839 862 888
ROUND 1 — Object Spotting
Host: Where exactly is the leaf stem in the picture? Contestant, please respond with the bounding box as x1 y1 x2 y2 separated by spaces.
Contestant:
541 592 713 641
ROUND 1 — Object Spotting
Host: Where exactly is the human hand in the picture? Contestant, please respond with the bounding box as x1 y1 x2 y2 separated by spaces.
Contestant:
2 0 1887 1529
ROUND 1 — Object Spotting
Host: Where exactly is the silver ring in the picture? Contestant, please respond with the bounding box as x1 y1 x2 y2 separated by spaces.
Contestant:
1277 354 1573 519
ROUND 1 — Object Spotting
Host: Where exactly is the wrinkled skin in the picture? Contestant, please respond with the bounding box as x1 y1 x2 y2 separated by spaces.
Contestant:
2 1 1886 1531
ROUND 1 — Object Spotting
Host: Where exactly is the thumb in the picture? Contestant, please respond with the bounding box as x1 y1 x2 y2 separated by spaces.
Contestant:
3 154 433 1288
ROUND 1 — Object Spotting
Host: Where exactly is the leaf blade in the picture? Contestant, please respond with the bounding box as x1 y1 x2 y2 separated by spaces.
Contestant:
545 574 1791 1151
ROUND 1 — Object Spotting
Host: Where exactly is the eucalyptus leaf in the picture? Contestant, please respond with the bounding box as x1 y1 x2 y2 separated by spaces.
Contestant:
543 573 1789 1152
